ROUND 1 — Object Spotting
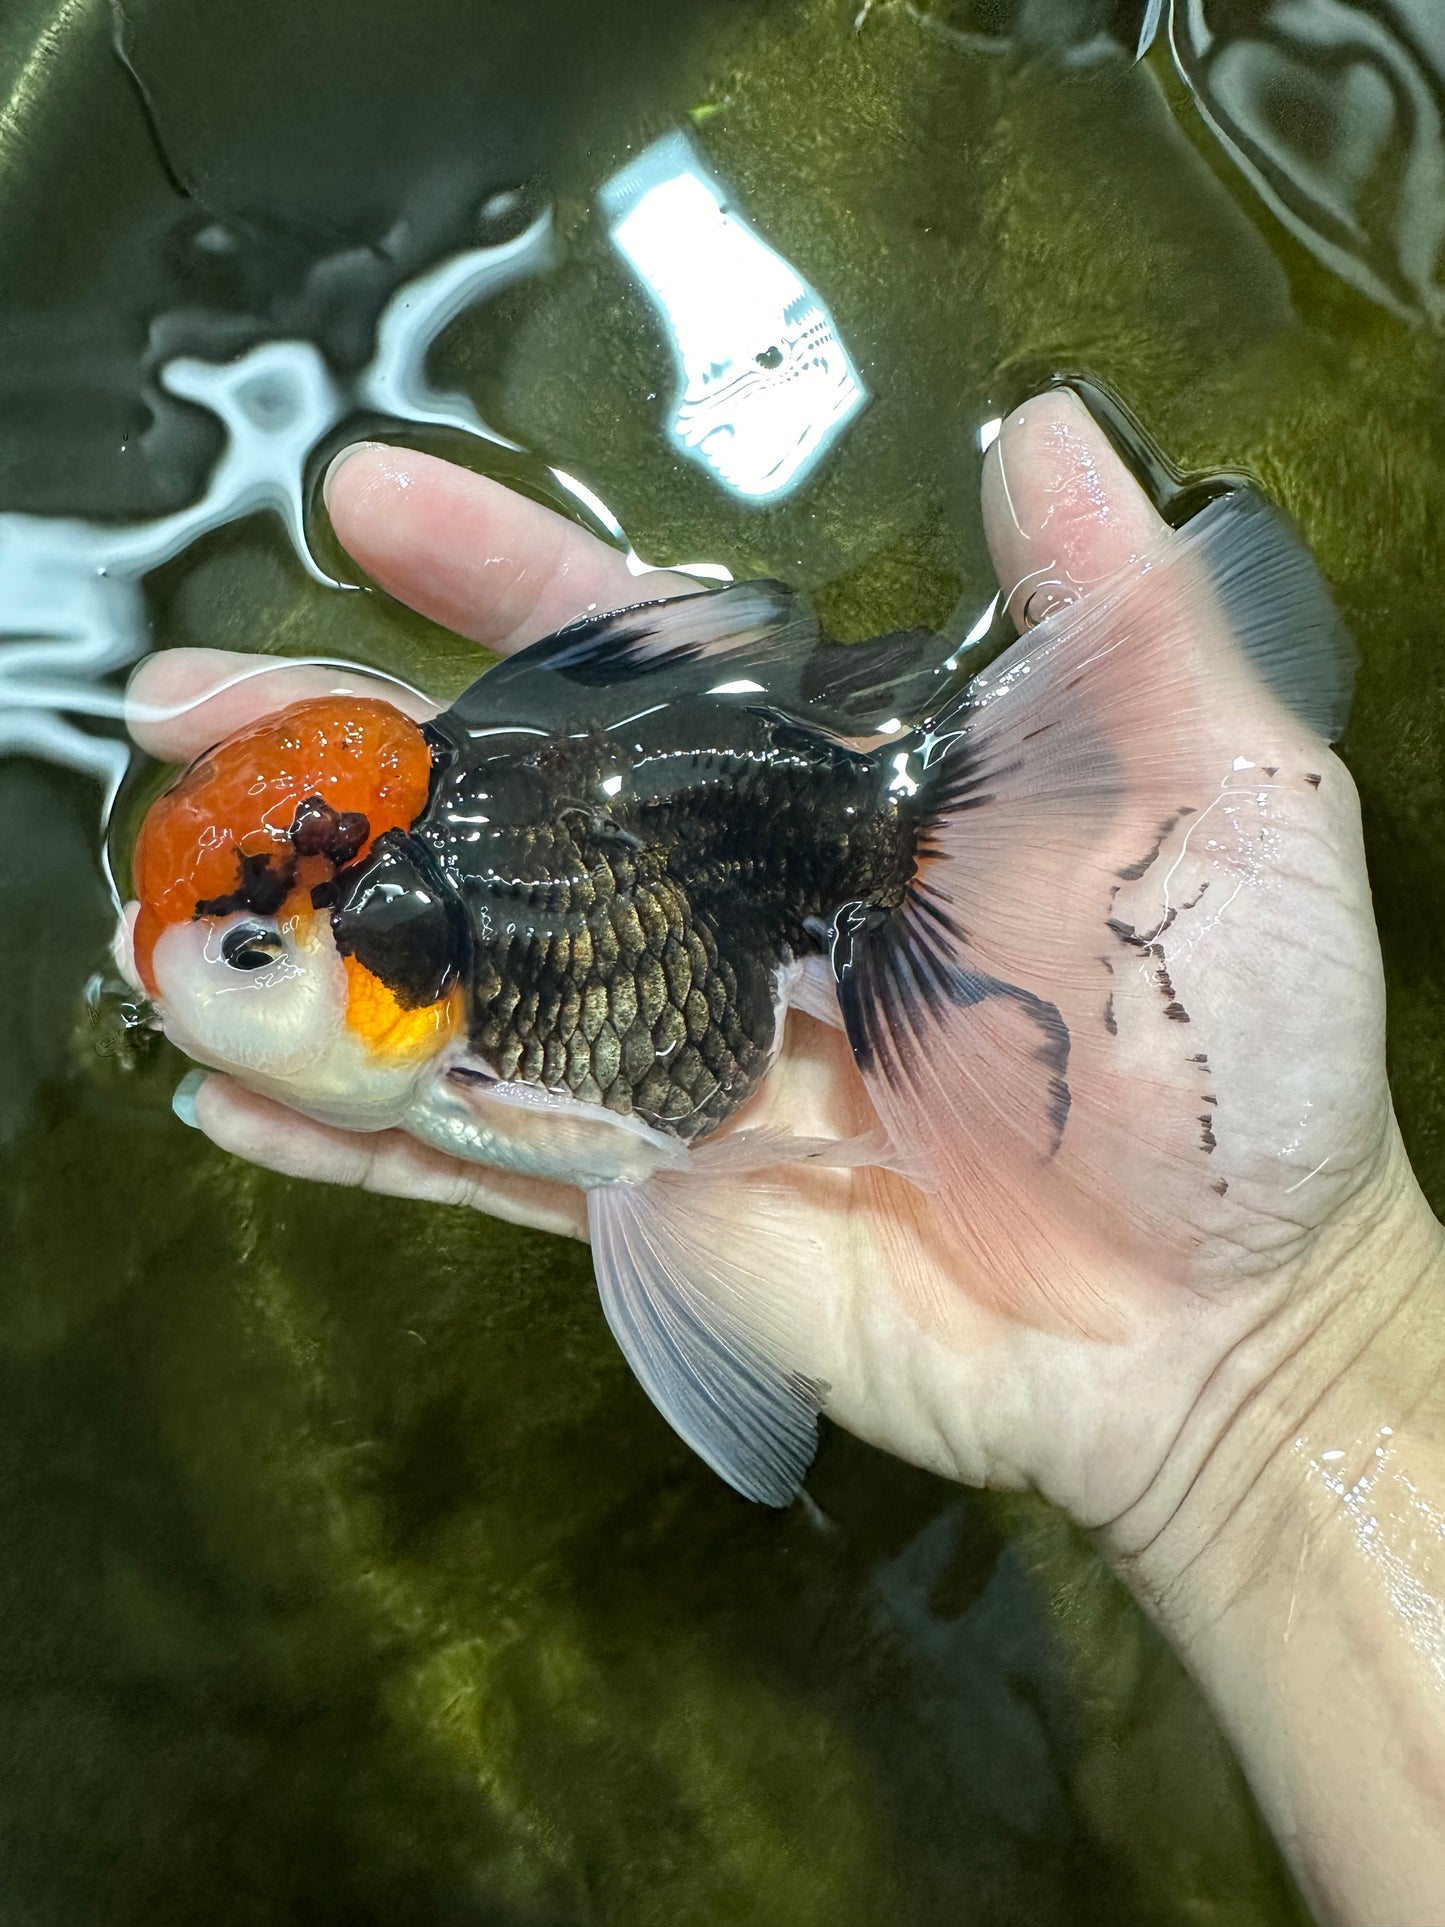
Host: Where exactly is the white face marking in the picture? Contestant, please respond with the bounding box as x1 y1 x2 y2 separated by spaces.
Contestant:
150 910 435 1130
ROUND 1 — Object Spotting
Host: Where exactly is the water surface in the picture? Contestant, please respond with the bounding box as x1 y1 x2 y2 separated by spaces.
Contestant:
2 1 1441 1921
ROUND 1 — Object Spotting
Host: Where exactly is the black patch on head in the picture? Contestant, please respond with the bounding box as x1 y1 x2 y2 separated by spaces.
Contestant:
195 847 297 919
328 830 467 1009
289 793 370 866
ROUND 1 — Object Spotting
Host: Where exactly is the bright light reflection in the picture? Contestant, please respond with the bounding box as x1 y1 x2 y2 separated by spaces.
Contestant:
552 466 732 586
944 590 1000 670
0 212 556 821
0 201 741 830
601 130 867 502
888 750 919 797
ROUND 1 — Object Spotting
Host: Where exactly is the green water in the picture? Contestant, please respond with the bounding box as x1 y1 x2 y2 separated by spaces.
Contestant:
2 0 1442 1921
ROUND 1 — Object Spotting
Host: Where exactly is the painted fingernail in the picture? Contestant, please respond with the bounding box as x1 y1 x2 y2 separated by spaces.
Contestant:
322 441 385 510
172 1069 208 1129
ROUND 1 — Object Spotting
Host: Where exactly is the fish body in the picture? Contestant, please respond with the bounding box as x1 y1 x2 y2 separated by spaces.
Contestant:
134 580 955 1185
340 632 917 1146
131 492 1355 1504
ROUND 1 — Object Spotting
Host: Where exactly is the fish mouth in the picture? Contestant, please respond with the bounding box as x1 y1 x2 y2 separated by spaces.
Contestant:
144 902 457 1130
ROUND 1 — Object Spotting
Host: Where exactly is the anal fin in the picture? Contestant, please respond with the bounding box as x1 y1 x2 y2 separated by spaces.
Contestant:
588 1163 831 1505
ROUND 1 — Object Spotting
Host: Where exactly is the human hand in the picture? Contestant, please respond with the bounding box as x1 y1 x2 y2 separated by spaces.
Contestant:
124 397 1435 1554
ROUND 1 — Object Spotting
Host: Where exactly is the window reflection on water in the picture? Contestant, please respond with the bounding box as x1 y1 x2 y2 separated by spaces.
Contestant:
602 129 868 500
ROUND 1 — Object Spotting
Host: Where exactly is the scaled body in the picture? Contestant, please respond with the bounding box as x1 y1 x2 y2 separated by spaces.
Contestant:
341 631 918 1141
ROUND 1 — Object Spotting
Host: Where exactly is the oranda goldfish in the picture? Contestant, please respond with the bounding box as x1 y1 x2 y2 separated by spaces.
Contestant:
128 486 1352 1503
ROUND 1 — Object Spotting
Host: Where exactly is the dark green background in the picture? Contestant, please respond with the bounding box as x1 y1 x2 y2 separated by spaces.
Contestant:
3 0 1440 1920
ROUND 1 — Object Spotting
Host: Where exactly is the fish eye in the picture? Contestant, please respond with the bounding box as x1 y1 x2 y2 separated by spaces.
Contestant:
219 922 285 972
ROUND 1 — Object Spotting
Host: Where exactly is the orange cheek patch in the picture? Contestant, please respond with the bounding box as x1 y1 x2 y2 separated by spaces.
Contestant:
133 696 433 994
342 954 460 1063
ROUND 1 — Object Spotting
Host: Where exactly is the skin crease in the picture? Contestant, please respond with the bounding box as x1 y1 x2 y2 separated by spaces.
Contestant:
126 396 1445 1926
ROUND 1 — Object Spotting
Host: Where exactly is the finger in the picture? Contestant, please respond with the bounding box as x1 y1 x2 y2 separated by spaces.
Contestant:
981 390 1165 630
183 1073 589 1243
325 443 696 649
127 449 702 765
125 648 436 764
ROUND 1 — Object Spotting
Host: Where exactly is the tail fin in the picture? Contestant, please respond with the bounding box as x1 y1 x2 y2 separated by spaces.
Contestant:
830 488 1356 1333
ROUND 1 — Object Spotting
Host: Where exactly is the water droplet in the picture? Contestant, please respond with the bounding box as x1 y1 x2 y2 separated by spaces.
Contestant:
1023 582 1076 627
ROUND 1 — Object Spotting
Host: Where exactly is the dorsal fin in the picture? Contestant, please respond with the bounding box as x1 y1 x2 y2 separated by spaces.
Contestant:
501 581 811 683
451 582 814 721
446 580 959 738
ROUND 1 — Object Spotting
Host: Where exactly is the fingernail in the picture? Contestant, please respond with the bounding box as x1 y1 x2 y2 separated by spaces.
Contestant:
172 1069 208 1129
322 441 384 510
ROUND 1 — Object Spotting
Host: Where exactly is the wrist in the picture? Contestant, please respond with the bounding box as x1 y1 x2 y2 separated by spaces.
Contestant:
1107 1121 1445 1632
1103 1129 1445 1924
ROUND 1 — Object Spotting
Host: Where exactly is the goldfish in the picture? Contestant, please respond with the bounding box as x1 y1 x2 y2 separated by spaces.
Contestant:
128 483 1353 1504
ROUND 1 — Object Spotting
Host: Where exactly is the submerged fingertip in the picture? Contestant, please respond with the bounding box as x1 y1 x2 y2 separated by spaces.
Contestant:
125 646 231 706
123 652 183 753
172 1069 209 1130
122 648 172 721
322 440 390 512
982 388 1165 609
997 386 1100 466
123 648 241 756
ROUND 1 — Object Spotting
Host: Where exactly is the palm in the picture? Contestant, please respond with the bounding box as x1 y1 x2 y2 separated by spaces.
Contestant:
724 755 1385 1525
127 396 1393 1525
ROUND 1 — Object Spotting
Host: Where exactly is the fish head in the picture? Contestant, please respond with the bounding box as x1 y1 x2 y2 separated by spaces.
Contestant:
131 695 461 1126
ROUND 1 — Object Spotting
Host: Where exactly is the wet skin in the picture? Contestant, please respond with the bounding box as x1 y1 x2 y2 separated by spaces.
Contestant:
128 395 1445 1926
